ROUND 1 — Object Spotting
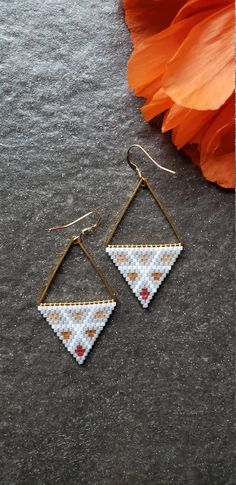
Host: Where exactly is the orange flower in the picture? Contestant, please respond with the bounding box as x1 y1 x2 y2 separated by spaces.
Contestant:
123 0 235 188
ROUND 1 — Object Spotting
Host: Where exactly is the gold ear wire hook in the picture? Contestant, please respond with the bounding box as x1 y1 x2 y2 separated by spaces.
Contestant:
48 210 101 243
127 144 176 181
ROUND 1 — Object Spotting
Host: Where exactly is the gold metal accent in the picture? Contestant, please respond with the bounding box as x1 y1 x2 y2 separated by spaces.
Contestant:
106 177 183 246
37 211 116 305
48 210 101 242
107 243 182 248
127 144 175 181
38 300 115 307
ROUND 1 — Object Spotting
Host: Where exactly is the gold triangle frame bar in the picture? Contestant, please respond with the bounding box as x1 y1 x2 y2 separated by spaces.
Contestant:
37 237 116 305
106 178 183 246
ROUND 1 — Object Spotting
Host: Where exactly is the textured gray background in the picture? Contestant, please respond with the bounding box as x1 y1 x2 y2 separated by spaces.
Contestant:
0 1 235 484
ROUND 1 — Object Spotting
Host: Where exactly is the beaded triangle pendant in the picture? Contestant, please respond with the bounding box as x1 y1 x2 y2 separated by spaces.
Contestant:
38 301 116 364
37 220 116 365
106 146 183 308
106 244 182 308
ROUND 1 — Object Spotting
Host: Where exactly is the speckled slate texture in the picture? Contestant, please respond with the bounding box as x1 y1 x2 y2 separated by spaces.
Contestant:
0 1 235 484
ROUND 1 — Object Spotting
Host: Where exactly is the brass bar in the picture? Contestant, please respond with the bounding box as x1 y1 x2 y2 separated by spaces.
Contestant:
37 237 74 305
38 300 115 307
145 179 183 245
106 178 143 245
107 243 182 248
77 239 117 301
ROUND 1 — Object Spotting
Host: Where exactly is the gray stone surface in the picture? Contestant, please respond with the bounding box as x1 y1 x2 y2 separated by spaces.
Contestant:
0 1 234 484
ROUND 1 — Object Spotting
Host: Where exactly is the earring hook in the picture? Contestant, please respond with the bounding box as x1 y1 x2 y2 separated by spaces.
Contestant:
48 210 101 243
127 144 175 181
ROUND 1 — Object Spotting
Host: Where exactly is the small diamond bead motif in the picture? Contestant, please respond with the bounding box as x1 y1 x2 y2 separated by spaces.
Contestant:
106 245 183 308
140 288 150 300
38 301 116 364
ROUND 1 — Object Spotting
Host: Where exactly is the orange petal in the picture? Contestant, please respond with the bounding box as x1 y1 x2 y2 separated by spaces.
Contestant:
128 11 214 95
188 120 214 145
136 76 163 102
123 0 186 43
172 0 233 24
182 144 201 166
200 151 235 189
162 104 189 132
164 107 217 149
201 96 235 159
163 5 235 110
141 88 173 121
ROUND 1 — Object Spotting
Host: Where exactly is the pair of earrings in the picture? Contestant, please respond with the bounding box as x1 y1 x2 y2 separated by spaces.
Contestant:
37 145 184 365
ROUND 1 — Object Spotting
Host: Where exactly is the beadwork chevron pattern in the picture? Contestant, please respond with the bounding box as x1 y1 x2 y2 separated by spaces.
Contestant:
38 301 116 364
106 245 183 308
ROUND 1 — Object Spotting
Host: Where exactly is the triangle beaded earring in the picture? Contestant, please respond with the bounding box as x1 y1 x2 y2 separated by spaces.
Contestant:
37 211 117 365
106 145 184 308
